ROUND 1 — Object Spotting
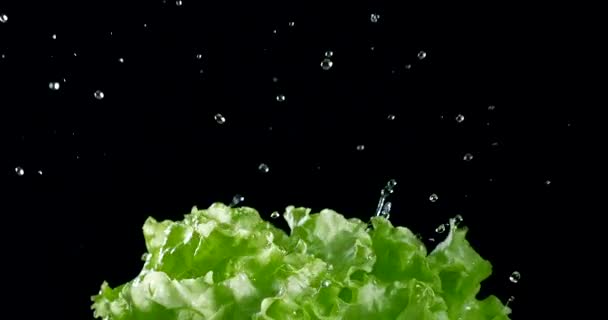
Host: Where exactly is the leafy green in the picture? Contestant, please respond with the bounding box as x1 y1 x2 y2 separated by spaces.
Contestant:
92 203 511 319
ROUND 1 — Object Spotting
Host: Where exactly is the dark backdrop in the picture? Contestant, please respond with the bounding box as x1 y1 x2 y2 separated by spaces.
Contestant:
1 1 583 319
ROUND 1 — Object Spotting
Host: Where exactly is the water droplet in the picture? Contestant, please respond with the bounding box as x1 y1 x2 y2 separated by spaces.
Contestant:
545 180 551 185
118 57 124 63
214 113 226 124
491 142 499 147
321 280 331 288
143 23 147 28
272 76 279 83
51 34 57 40
429 193 439 202
324 51 334 58
141 253 149 261
370 13 380 23
417 50 427 60
463 153 474 161
195 53 202 59
506 296 515 307
356 145 365 151
270 212 280 219
230 194 244 207
509 271 521 283
37 170 43 175
0 14 8 23
15 166 24 176
488 105 496 111
276 94 286 102
288 21 295 27
429 238 435 242
94 90 104 100
320 58 333 70
48 82 60 91
73 52 78 57
369 46 375 51
175 0 183 6
327 264 334 271
455 114 465 123
454 214 464 226
272 29 277 34
387 179 397 189
381 201 391 219
404 64 412 70
387 114 396 120
435 224 446 233
258 163 270 173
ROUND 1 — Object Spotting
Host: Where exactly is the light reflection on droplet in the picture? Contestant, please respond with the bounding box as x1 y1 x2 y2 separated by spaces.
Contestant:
356 145 365 151
509 271 521 283
455 114 465 123
48 82 60 91
321 280 331 288
94 90 104 100
0 14 8 23
463 153 474 161
387 114 396 120
258 163 270 173
118 57 124 63
454 214 464 226
230 194 244 207
370 13 380 23
320 58 333 71
429 193 439 202
545 180 551 186
404 64 412 70
435 224 446 233
288 21 295 27
324 51 333 58
272 77 279 83
15 166 25 176
270 212 280 219
417 50 427 60
176 0 183 6
51 34 57 40
276 94 286 102
37 170 43 175
488 105 496 111
214 113 226 124
196 53 202 60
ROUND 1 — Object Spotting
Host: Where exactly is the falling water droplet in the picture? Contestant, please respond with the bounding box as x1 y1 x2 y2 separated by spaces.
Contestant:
141 253 149 261
258 163 270 173
51 34 57 40
175 0 183 6
506 296 515 307
404 64 412 70
429 238 435 242
324 51 333 58
37 170 43 175
272 76 279 83
488 105 496 111
230 194 245 207
375 179 397 217
94 90 104 100
214 113 226 124
288 21 295 27
321 280 331 288
48 82 60 91
356 145 365 151
387 114 396 120
370 13 380 23
491 141 500 147
545 180 551 186
276 94 286 102
463 153 474 161
429 193 439 202
320 58 333 70
435 224 446 233
417 50 427 60
118 57 124 63
455 114 465 123
454 214 464 226
195 53 202 59
143 23 148 28
386 179 397 190
73 52 78 57
15 166 25 176
0 14 8 23
509 271 521 283
270 212 280 219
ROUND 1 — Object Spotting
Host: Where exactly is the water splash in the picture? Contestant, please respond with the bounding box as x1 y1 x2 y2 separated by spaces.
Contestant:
375 179 397 218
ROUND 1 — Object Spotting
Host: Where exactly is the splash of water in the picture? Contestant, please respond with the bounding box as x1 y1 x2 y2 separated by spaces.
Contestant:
375 179 397 218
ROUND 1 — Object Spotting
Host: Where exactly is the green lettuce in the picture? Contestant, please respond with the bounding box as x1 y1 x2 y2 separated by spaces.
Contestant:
92 203 511 319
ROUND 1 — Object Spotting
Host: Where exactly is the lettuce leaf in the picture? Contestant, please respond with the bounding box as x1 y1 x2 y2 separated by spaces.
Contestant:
92 203 511 319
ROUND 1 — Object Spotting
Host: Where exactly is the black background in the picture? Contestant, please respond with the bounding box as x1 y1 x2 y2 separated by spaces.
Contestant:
1 1 584 319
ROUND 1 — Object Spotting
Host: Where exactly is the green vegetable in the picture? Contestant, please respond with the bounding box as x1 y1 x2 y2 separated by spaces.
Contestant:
92 203 511 319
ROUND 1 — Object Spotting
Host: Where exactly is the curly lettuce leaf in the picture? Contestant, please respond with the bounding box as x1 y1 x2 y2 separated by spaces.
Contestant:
92 203 511 319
